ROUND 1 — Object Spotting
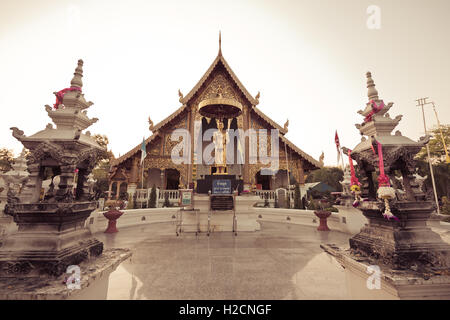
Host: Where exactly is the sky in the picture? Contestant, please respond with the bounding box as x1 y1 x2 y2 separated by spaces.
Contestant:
1 0 449 166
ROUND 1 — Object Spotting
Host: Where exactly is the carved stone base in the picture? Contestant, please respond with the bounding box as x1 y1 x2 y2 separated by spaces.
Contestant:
0 201 103 277
349 200 450 270
0 240 103 277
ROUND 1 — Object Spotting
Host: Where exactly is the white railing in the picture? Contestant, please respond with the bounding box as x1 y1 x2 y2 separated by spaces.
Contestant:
134 188 180 207
158 189 180 201
254 189 295 208
254 190 276 200
157 190 180 207
135 189 150 203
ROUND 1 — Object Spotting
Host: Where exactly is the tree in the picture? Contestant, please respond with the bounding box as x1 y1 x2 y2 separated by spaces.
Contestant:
441 196 450 215
415 159 450 199
415 124 450 200
93 134 115 161
0 148 14 173
148 185 157 208
305 166 344 192
416 125 450 163
91 134 115 199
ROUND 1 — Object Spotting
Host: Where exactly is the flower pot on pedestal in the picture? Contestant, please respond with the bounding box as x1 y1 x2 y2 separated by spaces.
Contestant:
314 210 331 231
103 209 123 233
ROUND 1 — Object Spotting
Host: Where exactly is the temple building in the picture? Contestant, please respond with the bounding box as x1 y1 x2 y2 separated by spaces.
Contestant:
109 37 321 205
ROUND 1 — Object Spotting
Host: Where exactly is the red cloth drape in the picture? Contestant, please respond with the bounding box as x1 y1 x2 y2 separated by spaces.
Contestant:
348 149 360 187
53 87 82 109
376 141 390 187
364 100 384 122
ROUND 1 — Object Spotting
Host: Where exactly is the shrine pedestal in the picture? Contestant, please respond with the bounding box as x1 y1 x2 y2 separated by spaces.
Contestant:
180 194 260 233
322 244 450 300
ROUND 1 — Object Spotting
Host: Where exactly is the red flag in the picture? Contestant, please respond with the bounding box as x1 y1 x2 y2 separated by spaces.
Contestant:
335 131 340 149
335 131 341 163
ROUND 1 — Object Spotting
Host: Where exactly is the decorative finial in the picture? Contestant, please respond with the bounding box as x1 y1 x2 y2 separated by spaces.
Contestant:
283 119 289 132
219 31 222 55
70 59 84 88
148 116 154 132
366 71 379 101
178 89 184 103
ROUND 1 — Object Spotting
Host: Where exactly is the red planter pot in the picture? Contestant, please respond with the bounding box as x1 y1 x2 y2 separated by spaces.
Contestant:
314 210 331 231
103 209 124 233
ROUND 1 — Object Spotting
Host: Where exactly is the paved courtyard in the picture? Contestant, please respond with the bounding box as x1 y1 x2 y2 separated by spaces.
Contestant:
99 221 352 300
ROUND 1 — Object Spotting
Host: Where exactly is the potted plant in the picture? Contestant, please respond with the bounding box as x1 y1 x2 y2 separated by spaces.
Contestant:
313 199 331 231
103 199 125 233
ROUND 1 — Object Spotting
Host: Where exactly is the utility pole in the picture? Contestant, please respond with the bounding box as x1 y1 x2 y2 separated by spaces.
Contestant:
416 97 440 215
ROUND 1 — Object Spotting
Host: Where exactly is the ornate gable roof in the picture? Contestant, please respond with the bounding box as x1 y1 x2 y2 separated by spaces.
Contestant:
280 134 322 170
252 107 287 135
180 51 258 106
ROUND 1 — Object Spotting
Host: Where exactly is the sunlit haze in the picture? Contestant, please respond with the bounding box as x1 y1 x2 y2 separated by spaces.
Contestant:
1 0 449 166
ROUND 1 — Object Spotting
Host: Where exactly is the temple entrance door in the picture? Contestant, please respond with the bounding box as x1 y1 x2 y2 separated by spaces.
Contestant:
256 171 271 190
166 169 180 189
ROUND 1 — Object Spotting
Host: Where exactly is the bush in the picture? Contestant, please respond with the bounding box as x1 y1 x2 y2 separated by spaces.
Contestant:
163 192 171 207
441 196 450 215
325 206 339 212
306 196 317 210
148 185 157 208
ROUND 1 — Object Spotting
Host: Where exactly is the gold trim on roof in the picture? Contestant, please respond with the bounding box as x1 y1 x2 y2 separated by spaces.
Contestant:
180 53 258 106
252 107 287 135
280 134 322 169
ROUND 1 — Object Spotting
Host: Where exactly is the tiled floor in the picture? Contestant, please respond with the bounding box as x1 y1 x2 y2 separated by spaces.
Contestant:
99 221 352 300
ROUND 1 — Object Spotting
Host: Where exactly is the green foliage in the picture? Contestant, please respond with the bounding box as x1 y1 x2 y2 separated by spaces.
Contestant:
149 185 157 208
306 196 318 210
294 183 301 209
441 197 450 215
415 159 450 199
163 192 171 207
90 134 116 199
416 125 450 162
305 166 344 192
0 148 14 173
325 207 339 212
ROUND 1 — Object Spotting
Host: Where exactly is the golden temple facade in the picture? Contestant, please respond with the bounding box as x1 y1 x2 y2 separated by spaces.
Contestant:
108 39 321 201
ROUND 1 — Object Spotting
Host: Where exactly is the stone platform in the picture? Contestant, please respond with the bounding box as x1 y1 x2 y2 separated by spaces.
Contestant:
0 248 131 300
180 194 260 232
0 201 104 277
322 243 450 299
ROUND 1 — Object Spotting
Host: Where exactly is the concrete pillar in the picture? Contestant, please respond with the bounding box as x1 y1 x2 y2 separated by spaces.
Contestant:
116 181 121 199
298 162 305 185
243 106 250 185
129 157 139 184
57 164 77 199
20 163 41 203
160 170 165 190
